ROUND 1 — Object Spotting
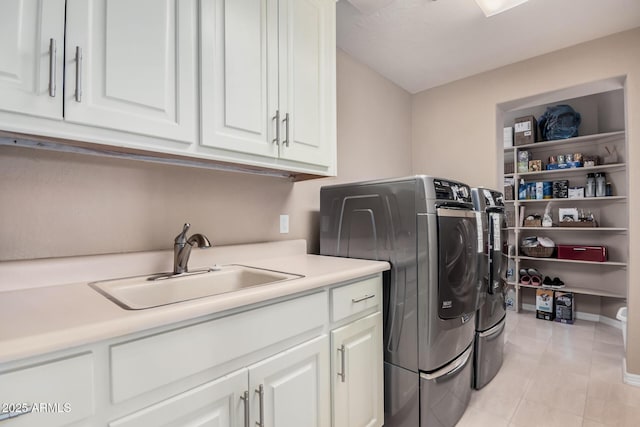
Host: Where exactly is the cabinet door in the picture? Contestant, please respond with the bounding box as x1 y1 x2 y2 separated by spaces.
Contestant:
200 0 279 159
64 0 197 143
0 353 94 427
278 0 335 168
331 312 383 427
0 0 65 119
249 335 330 427
109 368 248 427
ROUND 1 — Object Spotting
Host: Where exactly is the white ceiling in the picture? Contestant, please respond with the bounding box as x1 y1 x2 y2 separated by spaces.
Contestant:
337 0 640 94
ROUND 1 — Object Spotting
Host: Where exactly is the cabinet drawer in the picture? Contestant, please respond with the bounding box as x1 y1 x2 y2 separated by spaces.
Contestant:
111 291 327 403
0 353 94 426
331 276 381 323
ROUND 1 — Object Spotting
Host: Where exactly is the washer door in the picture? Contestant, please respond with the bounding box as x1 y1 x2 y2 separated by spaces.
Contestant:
437 208 480 319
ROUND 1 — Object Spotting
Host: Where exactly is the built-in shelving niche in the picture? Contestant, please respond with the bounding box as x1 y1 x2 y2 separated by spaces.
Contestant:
496 76 628 321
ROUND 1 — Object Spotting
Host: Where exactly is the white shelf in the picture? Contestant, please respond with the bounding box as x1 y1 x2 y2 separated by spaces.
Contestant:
519 227 627 232
513 196 626 204
503 130 625 152
516 162 625 179
516 282 625 299
517 256 626 267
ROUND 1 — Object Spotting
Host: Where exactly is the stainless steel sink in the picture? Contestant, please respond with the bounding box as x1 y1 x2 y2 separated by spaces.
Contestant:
90 265 303 310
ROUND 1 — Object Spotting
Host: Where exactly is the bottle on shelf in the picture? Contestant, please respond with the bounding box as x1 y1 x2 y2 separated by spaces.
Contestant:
518 179 526 200
596 172 606 197
585 173 596 197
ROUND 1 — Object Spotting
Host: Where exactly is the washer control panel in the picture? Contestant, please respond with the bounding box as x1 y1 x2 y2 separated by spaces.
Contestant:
434 179 472 203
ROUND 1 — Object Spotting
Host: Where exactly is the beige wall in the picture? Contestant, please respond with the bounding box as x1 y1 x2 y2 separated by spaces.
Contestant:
0 49 412 260
412 28 640 374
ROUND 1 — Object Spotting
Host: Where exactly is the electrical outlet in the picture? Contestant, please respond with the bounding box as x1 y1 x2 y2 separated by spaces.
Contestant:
279 214 289 234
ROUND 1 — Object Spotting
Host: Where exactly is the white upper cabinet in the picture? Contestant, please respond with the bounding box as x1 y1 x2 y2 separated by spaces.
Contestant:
0 0 65 120
0 0 335 177
200 0 278 158
200 0 336 173
64 0 198 143
278 0 335 168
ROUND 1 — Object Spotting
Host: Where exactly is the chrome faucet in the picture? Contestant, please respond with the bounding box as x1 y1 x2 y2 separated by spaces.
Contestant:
173 223 212 274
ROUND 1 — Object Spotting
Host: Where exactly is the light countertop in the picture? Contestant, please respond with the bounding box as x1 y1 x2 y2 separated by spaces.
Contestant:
0 240 389 364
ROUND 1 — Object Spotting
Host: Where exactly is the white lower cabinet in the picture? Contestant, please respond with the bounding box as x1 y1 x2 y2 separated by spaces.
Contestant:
329 277 384 427
248 335 330 427
109 368 247 427
0 274 384 427
331 313 383 427
0 353 94 426
110 335 329 427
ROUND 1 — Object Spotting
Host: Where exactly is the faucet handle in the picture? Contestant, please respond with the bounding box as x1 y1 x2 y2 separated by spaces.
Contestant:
175 223 191 245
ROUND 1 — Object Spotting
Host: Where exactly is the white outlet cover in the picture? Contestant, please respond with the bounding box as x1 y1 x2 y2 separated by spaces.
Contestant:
280 215 289 234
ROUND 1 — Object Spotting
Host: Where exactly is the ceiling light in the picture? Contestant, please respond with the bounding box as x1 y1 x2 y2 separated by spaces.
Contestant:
474 0 528 17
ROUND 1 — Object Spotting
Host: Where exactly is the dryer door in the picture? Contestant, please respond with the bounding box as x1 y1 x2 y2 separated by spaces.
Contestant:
436 208 480 319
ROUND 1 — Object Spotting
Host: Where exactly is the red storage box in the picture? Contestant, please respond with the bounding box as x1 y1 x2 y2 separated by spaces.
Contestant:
557 245 607 262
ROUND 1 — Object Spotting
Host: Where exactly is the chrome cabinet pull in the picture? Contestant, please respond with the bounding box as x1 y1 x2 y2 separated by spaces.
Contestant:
0 404 34 422
75 46 83 102
240 391 250 427
337 344 346 383
48 38 57 97
352 294 375 303
282 113 290 147
255 384 264 427
272 110 280 145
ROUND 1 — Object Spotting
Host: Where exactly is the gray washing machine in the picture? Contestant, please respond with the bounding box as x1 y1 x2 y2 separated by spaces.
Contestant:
471 187 507 390
320 176 483 427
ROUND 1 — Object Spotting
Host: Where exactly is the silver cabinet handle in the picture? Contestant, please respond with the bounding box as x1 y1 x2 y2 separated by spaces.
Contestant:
337 344 346 383
352 294 375 303
282 113 290 147
48 38 57 97
255 384 264 427
0 404 33 422
272 110 280 145
240 390 250 427
75 46 83 102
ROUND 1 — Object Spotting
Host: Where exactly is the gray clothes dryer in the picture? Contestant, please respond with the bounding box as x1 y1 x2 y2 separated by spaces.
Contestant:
471 187 507 390
320 176 483 427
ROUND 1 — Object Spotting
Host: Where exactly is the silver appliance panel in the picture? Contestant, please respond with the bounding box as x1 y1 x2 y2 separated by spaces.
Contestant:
320 178 421 371
473 317 506 389
384 362 419 427
419 344 474 427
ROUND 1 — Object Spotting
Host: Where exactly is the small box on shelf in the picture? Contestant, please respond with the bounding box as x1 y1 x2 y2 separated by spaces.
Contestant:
514 116 537 146
517 150 531 173
553 180 569 198
557 245 607 262
529 160 543 172
504 185 514 200
504 127 513 148
568 187 585 199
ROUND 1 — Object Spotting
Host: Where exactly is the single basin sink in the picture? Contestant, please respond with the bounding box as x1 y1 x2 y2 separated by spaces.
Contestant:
90 265 303 310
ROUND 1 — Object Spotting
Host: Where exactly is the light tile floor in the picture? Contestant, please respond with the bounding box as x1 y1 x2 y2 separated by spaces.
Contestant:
457 310 639 427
